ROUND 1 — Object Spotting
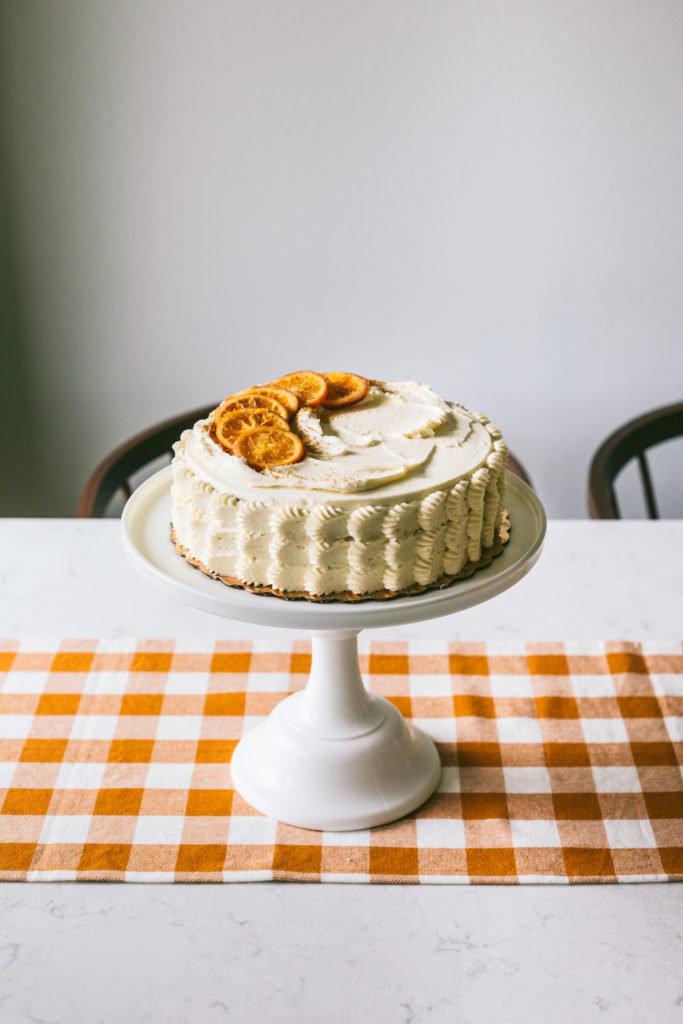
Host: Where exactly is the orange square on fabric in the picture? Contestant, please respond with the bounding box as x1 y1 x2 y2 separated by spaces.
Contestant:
175 843 228 873
644 792 683 818
544 742 591 767
562 847 616 879
35 693 81 716
210 652 251 673
203 693 246 716
553 792 602 820
460 792 508 819
20 739 68 763
0 843 36 871
527 654 569 676
535 696 579 719
369 654 410 676
186 789 233 816
290 652 311 674
108 739 155 763
659 849 683 876
617 696 661 719
369 846 419 877
466 847 517 877
386 696 411 717
456 742 502 767
130 652 173 673
2 788 53 815
120 694 164 716
51 652 94 673
607 651 647 675
79 843 132 872
449 654 489 676
630 742 677 766
272 843 322 874
0 652 17 671
452 694 495 717
195 740 237 763
93 788 144 816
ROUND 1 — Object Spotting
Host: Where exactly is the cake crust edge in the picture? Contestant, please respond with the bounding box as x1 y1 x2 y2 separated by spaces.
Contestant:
169 510 510 604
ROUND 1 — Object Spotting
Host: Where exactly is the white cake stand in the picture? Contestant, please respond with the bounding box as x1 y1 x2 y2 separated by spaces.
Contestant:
122 468 546 831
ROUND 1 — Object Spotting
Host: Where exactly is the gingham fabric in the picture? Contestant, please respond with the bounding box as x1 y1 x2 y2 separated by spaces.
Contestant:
0 639 681 883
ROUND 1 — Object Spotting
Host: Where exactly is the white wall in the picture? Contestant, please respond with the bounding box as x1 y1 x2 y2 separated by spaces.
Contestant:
2 0 683 517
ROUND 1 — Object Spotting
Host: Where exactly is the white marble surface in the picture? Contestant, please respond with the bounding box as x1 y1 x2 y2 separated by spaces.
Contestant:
2 518 683 639
1 519 682 1024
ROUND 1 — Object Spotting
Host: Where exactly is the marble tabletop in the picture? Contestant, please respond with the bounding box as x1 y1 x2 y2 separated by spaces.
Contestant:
1 519 682 1024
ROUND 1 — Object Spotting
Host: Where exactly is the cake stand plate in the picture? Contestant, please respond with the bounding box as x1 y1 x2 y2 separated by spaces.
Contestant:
122 469 546 830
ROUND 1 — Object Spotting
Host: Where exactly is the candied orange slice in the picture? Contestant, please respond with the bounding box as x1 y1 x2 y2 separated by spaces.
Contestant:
213 407 289 452
270 371 328 407
215 393 289 420
234 426 305 468
321 372 370 409
242 386 299 417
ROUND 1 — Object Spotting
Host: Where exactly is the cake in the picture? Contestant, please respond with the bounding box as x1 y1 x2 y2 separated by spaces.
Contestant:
170 371 510 600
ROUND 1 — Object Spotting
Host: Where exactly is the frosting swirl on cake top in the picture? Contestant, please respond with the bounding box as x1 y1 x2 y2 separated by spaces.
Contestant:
179 381 497 507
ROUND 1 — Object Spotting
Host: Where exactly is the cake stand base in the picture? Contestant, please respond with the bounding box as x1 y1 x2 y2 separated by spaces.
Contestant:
231 630 440 831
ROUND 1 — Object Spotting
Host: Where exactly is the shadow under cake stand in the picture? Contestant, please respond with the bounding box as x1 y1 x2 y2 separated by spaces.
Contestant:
122 468 546 831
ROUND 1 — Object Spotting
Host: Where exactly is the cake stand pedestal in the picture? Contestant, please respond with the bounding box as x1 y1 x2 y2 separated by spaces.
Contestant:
122 469 546 831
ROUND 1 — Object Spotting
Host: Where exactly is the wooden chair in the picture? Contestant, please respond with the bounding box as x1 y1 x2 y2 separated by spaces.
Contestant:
76 404 215 517
77 406 534 517
588 401 683 519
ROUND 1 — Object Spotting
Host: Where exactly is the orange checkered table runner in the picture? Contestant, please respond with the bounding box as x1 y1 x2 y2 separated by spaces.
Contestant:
0 639 681 883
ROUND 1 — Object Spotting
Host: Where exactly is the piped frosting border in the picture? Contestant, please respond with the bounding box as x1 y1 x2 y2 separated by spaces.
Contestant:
170 412 508 597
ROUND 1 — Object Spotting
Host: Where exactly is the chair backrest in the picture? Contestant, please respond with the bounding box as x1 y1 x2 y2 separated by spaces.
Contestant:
588 401 683 519
77 404 535 517
76 404 215 517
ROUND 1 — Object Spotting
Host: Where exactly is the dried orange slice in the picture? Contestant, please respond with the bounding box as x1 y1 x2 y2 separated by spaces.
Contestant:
213 407 289 452
234 426 305 469
270 371 328 407
321 372 370 409
215 393 290 420
241 386 299 417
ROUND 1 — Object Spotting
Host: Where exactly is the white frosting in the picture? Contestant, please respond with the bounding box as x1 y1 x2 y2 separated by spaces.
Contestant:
181 382 494 506
171 381 509 596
